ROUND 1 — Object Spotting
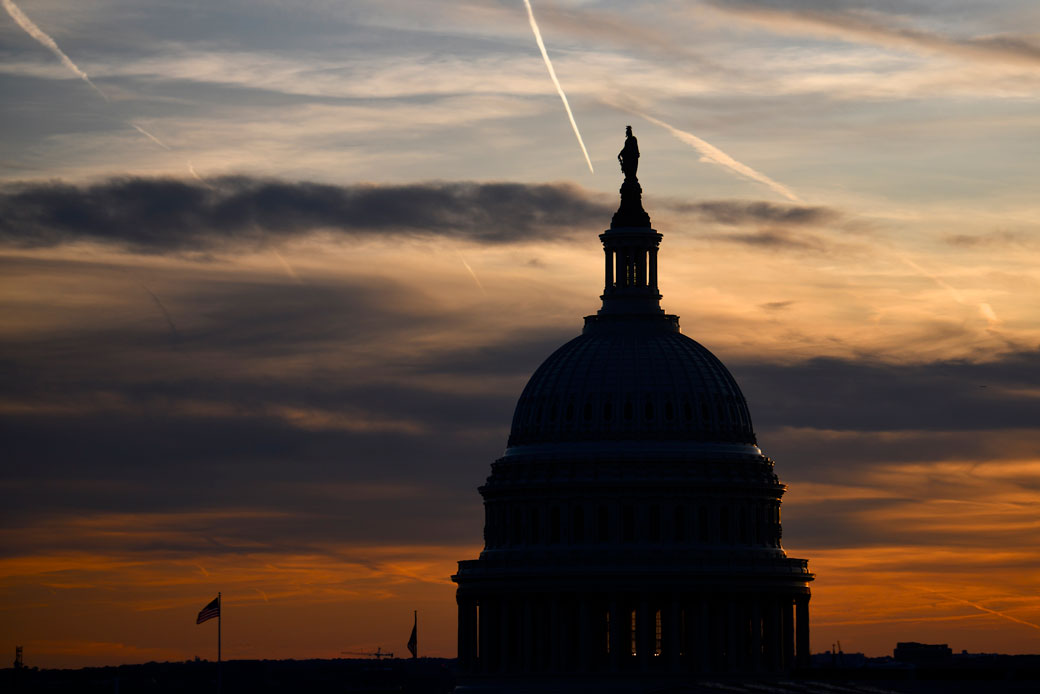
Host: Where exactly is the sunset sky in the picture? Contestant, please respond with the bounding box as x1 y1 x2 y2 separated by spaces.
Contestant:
3 0 1040 669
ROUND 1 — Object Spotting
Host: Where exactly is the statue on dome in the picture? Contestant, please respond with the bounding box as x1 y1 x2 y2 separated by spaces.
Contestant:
618 125 639 180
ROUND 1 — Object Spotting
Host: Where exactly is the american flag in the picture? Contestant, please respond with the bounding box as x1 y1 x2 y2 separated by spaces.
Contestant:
196 596 220 624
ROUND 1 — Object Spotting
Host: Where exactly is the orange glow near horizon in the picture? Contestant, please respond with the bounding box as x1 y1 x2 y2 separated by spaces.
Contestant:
1 543 475 668
4 191 1040 668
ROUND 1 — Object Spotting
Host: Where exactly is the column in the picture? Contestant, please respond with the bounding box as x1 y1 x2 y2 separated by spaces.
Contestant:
667 594 681 672
478 600 489 673
550 594 561 672
604 248 613 289
783 598 795 672
579 597 591 672
609 596 622 672
697 597 710 673
762 598 775 672
637 595 650 670
769 598 782 671
523 598 534 672
796 595 811 669
726 598 738 671
616 249 625 288
751 598 762 672
649 248 658 289
499 599 512 673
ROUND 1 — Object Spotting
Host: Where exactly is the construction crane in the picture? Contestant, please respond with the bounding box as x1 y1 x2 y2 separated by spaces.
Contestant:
341 646 394 659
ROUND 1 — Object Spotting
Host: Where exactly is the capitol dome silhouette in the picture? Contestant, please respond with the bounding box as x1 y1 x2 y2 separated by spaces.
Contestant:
453 131 813 693
508 328 756 448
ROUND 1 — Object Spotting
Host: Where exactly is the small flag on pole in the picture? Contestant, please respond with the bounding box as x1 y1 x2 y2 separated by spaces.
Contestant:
196 595 220 624
406 610 417 659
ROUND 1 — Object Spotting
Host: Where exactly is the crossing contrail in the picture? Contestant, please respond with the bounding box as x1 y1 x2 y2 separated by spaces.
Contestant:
141 284 179 344
921 588 1040 632
523 0 594 174
637 110 801 202
896 254 1001 326
457 251 487 296
2 0 108 100
132 123 171 150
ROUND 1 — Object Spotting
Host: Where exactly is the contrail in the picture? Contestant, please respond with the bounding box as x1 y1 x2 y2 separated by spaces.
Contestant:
141 284 179 344
457 251 487 296
131 123 171 150
272 249 303 284
2 0 190 157
2 0 108 100
636 110 801 202
922 588 1040 632
896 254 1001 326
523 0 594 174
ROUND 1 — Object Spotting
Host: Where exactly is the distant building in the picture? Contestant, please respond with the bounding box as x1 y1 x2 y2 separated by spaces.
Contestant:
894 642 953 664
452 134 814 692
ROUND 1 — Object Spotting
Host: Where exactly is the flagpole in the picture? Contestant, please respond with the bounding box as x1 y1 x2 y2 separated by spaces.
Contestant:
217 592 222 694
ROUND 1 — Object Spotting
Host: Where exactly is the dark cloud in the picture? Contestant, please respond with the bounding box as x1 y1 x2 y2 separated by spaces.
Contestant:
0 177 611 252
670 199 841 227
945 230 1033 248
734 351 1040 435
710 229 830 252
760 300 795 311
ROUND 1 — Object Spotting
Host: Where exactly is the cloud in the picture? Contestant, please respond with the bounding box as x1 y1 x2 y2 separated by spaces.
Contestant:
673 199 841 227
734 351 1040 435
706 1 1040 68
945 230 1034 249
709 228 831 252
0 177 611 251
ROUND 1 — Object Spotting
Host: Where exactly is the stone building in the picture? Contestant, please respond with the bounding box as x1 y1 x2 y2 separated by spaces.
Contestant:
453 136 813 692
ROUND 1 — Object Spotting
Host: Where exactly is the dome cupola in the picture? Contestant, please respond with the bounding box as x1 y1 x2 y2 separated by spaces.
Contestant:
506 125 756 450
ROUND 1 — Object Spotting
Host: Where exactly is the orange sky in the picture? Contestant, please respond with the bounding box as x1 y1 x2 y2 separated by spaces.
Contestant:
3 0 1040 671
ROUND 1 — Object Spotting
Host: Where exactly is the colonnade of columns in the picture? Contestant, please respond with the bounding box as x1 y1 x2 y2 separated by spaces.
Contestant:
604 246 659 291
458 590 810 675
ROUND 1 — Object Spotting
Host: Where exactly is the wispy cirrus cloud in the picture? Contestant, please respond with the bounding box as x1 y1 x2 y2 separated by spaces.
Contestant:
704 1 1040 67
